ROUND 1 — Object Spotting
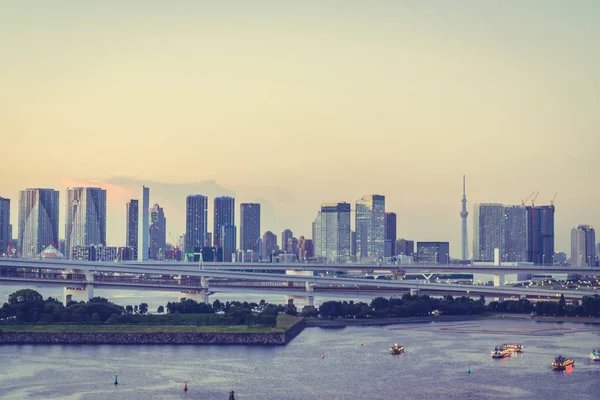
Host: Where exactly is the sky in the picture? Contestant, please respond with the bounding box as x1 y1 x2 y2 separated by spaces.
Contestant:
1 1 599 257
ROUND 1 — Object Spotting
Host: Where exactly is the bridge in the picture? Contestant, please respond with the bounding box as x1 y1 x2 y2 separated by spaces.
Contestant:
1 258 598 306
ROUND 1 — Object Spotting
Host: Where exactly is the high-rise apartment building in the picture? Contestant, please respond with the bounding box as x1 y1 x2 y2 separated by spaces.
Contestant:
125 199 138 260
214 196 235 248
185 195 208 254
416 242 450 264
149 204 166 260
240 203 260 254
262 231 278 262
220 224 237 262
18 188 60 258
355 195 385 261
526 205 555 265
65 187 107 259
571 225 596 267
0 197 10 255
281 229 293 253
385 212 397 242
473 203 504 262
138 186 150 261
313 202 351 263
503 205 528 262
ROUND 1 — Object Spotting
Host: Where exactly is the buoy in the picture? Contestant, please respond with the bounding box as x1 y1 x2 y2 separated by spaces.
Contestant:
360 341 364 347
114 375 118 385
184 379 188 392
321 352 325 359
467 363 471 374
229 390 236 400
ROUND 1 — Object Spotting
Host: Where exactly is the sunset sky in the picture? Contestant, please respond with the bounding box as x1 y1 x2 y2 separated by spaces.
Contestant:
1 1 599 257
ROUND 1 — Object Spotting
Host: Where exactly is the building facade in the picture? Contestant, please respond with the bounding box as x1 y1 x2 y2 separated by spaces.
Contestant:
220 224 237 262
125 199 138 260
355 194 385 262
149 204 166 260
0 197 10 256
18 188 60 258
281 229 293 253
185 194 208 255
65 187 107 259
526 205 555 265
571 225 597 267
473 203 504 262
261 231 278 262
214 196 235 248
396 238 415 257
503 205 528 262
240 203 260 255
313 202 351 263
416 242 450 264
138 186 150 261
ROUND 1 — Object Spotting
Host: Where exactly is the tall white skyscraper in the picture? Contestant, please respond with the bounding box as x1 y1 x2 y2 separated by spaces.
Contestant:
65 187 106 259
18 188 60 258
355 194 385 262
138 186 149 261
313 202 351 263
571 225 596 267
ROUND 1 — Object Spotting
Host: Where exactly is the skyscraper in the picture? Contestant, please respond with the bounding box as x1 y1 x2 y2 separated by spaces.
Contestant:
416 242 450 264
261 231 278 262
18 188 60 258
385 212 397 242
460 175 469 260
313 202 351 263
298 236 314 261
355 194 385 262
473 203 504 262
185 195 208 254
65 187 107 259
214 196 235 248
240 203 260 254
125 199 138 260
0 197 10 256
503 205 528 262
571 225 596 267
149 204 166 260
139 186 150 261
396 239 414 257
281 229 293 253
220 224 237 262
526 205 555 265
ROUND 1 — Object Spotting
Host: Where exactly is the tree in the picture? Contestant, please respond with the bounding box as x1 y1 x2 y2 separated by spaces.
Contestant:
212 299 222 312
479 295 485 305
139 303 148 314
134 305 139 314
157 305 165 314
126 305 134 314
92 312 101 322
8 289 43 305
558 294 566 316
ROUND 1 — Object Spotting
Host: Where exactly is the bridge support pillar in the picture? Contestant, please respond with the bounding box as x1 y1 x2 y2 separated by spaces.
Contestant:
181 290 209 304
305 282 315 308
410 288 419 296
493 273 505 302
64 286 92 305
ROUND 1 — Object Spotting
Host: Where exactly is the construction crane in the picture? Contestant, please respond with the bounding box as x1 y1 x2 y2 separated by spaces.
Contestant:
550 192 558 208
521 192 535 206
169 232 179 249
531 191 539 207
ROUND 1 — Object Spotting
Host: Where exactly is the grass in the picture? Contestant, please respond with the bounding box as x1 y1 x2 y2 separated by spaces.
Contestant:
0 315 303 333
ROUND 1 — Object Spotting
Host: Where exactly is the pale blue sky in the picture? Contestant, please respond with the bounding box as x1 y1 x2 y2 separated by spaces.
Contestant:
1 1 599 255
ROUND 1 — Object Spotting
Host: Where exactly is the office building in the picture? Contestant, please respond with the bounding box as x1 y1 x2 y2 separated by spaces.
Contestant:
214 196 234 248
313 202 351 263
65 187 107 259
298 236 314 261
18 188 60 258
0 197 10 256
416 242 450 264
72 245 118 262
356 194 385 261
473 203 504 262
503 205 528 262
396 239 414 257
125 199 138 260
185 194 208 254
149 204 166 260
240 203 260 254
138 186 150 261
526 205 555 265
571 225 597 267
220 224 236 262
282 229 293 253
262 231 278 262
385 212 397 242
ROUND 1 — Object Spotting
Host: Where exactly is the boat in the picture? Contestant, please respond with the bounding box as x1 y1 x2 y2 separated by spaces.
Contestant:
491 346 511 359
502 343 524 352
590 349 600 362
389 344 404 354
552 356 574 370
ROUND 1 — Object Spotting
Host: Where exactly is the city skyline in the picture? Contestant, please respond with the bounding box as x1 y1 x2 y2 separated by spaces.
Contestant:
1 2 599 257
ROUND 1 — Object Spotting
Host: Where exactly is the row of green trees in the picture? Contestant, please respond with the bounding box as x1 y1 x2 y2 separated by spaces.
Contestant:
0 289 283 326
